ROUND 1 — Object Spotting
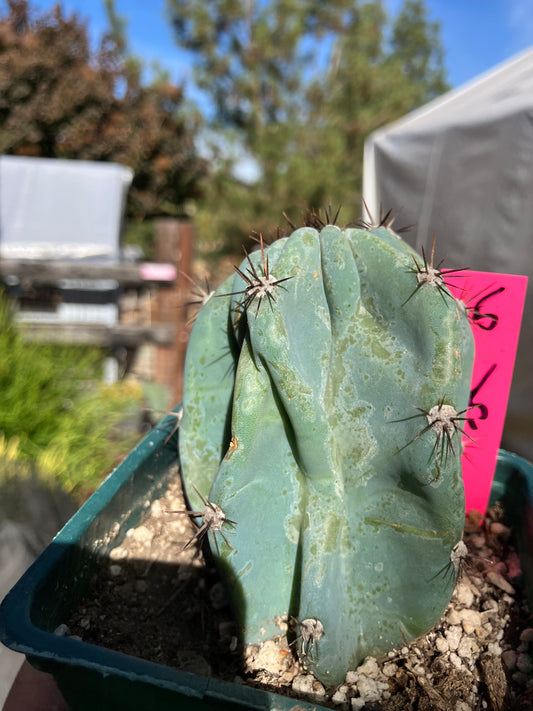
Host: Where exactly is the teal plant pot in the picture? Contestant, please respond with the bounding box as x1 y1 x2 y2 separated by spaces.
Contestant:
0 414 532 711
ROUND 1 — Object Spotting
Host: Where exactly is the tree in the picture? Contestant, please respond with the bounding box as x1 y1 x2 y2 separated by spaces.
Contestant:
391 0 448 103
301 0 449 209
0 0 206 221
166 0 449 250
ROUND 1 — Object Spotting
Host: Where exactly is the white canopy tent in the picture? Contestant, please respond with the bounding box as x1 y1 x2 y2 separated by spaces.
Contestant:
0 156 134 341
0 156 133 261
363 48 533 460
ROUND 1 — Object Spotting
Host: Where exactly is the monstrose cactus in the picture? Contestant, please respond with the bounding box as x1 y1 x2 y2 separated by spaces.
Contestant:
178 220 475 685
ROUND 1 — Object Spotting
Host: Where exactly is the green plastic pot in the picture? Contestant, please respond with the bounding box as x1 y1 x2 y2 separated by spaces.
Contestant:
1 413 532 711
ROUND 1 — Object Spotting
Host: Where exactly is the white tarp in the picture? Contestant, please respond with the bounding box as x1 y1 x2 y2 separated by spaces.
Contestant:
363 47 533 460
0 156 133 260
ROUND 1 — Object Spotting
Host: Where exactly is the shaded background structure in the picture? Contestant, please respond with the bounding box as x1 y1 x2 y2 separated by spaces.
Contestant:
363 48 533 460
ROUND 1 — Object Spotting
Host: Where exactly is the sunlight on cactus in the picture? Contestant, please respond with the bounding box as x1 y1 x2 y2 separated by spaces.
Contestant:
179 216 475 685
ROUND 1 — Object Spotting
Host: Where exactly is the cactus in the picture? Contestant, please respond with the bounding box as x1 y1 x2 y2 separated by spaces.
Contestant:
179 220 475 686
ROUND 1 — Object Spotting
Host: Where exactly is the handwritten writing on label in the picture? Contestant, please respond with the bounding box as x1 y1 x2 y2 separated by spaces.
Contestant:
446 272 528 514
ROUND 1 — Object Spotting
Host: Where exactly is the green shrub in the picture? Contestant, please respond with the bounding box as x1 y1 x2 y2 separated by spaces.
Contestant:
0 296 142 500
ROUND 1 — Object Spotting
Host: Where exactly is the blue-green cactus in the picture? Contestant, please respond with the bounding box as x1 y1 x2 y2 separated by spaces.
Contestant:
179 221 475 686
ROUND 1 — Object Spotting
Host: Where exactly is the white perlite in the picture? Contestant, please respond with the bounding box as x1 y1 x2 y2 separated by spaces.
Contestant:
69 475 532 711
282 508 529 710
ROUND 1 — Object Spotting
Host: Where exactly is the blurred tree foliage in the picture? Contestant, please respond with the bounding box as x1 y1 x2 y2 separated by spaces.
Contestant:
0 0 207 228
167 0 448 253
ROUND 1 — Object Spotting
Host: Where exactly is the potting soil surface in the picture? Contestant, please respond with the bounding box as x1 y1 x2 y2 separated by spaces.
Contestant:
67 474 533 710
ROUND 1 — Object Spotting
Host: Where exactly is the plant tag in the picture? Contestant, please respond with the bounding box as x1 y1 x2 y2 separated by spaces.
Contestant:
446 272 528 513
140 263 177 281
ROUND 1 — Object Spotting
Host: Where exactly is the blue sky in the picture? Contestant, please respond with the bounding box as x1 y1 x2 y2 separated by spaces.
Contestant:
28 0 533 97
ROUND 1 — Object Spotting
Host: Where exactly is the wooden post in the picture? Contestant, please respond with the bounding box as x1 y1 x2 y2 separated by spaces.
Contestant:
153 218 194 407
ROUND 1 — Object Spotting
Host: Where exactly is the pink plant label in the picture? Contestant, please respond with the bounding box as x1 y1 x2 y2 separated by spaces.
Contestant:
445 271 528 513
140 263 177 281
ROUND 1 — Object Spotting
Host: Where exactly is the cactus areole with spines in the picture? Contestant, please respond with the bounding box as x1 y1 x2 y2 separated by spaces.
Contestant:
179 222 475 685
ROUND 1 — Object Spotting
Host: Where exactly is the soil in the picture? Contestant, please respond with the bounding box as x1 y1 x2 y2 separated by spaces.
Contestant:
66 474 533 710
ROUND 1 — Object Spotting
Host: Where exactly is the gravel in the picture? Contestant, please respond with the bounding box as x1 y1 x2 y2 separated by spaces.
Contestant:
66 478 533 710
